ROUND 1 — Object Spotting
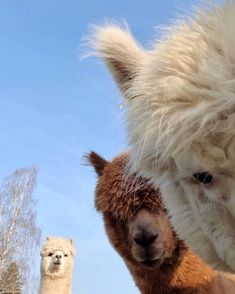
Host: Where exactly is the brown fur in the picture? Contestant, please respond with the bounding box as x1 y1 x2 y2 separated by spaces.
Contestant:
87 152 163 220
87 151 235 294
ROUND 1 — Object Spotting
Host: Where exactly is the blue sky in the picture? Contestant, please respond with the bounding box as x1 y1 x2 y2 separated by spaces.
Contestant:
0 0 221 293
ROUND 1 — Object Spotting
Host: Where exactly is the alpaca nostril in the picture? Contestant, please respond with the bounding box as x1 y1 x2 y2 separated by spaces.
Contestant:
134 233 158 247
56 255 62 259
148 234 158 244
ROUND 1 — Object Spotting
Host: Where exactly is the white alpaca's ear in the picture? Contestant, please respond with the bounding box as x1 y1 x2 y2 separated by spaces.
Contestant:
40 249 46 257
46 236 50 241
68 239 76 255
92 25 146 96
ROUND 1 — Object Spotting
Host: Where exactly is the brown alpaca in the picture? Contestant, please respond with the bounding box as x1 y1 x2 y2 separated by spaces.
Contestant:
87 152 235 294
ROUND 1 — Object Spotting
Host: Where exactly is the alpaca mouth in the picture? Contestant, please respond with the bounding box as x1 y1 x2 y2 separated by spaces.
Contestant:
54 261 61 266
140 257 163 268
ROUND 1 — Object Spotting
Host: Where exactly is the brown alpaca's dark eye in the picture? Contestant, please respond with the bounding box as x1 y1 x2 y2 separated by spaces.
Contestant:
193 172 213 184
48 252 53 257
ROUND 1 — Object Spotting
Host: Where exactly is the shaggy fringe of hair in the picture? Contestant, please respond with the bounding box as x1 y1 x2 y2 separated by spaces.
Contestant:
41 237 76 256
126 1 235 172
87 152 163 220
89 1 235 173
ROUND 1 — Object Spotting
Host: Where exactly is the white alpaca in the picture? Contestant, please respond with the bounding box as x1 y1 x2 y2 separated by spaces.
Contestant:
39 237 76 294
92 2 235 272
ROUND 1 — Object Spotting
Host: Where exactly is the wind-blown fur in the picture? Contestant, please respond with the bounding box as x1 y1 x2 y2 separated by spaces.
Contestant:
92 2 235 272
87 151 235 294
39 237 76 294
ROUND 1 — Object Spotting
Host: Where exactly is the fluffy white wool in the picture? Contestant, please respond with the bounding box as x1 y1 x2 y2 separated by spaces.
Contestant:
39 237 76 294
93 1 235 272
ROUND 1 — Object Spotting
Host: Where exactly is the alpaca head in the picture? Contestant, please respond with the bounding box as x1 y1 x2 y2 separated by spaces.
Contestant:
92 4 235 206
87 152 183 269
92 3 235 268
40 237 76 278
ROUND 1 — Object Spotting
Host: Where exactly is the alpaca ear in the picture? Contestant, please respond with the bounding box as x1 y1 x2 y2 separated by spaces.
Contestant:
46 236 50 241
85 151 108 176
40 248 47 257
68 239 76 255
92 25 146 96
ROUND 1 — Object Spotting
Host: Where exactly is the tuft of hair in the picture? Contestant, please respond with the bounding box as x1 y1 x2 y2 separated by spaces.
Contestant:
92 152 163 220
40 236 76 257
123 1 235 173
88 3 235 174
84 151 108 176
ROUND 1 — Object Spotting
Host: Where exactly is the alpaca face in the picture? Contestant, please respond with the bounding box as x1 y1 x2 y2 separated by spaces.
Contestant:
41 248 70 276
40 237 76 277
127 208 176 269
93 2 235 271
49 250 66 272
88 152 180 270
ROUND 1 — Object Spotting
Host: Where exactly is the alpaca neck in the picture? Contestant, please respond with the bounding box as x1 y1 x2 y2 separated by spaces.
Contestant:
126 249 217 294
40 270 72 294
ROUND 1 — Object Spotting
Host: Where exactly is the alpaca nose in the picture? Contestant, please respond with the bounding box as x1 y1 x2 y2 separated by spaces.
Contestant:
56 254 62 259
134 231 158 247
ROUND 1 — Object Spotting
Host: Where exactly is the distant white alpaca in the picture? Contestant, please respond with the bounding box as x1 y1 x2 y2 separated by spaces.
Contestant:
92 2 235 272
39 237 76 294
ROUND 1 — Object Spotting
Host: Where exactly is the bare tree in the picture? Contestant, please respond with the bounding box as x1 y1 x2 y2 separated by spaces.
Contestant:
0 262 22 293
0 167 41 293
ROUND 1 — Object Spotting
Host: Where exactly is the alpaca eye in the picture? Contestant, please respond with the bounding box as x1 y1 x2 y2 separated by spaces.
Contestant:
48 253 53 257
193 172 213 185
64 254 68 257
